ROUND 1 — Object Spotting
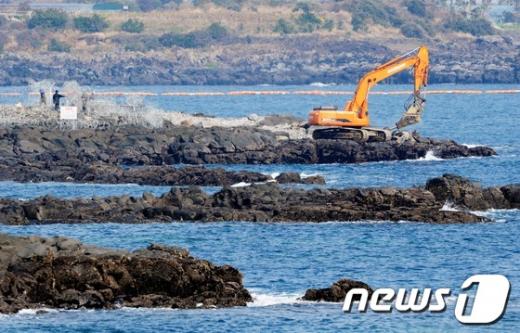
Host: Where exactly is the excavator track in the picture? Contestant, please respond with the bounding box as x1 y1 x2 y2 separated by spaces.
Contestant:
312 127 392 142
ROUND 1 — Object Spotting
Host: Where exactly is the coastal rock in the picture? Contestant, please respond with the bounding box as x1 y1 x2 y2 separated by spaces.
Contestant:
426 174 520 210
303 279 373 302
0 234 251 313
275 172 326 185
0 126 496 168
0 175 514 225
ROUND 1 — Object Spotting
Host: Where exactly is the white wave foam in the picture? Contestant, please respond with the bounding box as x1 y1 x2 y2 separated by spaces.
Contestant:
462 143 480 148
441 201 459 212
231 182 251 188
300 172 319 179
309 82 335 87
270 172 280 179
468 208 519 219
16 308 58 315
418 150 443 161
247 292 303 307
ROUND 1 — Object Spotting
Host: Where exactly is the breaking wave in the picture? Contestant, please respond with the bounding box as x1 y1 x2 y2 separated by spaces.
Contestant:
231 182 251 188
247 292 304 307
418 150 443 161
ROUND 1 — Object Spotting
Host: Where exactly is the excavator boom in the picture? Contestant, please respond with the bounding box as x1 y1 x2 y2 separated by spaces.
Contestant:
308 46 429 142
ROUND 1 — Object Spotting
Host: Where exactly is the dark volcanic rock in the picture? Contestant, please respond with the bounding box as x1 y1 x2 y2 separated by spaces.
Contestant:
0 126 496 168
425 174 520 210
303 279 373 302
0 163 327 187
0 234 251 313
275 172 326 185
0 163 272 186
0 175 515 225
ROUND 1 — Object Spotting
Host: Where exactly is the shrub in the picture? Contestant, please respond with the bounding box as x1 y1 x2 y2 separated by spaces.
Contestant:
350 0 403 31
400 23 424 38
159 32 198 48
351 15 365 32
444 16 495 36
294 3 321 32
74 15 109 33
48 38 71 52
273 18 295 34
121 19 144 33
405 0 427 18
27 9 68 30
207 22 228 40
322 19 334 31
159 23 230 49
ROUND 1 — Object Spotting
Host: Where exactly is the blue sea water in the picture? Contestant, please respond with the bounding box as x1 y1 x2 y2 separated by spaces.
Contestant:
0 84 519 332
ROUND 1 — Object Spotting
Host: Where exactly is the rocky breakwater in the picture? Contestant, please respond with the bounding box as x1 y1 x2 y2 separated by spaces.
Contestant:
0 233 251 313
0 126 495 168
0 175 517 225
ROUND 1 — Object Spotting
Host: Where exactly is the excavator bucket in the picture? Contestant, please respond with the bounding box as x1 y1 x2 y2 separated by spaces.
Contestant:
395 96 425 129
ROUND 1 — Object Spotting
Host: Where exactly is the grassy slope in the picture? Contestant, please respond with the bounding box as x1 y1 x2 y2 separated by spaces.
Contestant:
3 0 509 57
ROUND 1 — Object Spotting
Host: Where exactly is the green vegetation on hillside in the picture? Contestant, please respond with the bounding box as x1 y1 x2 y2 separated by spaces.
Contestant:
48 38 71 52
158 23 229 48
74 15 110 33
121 19 145 33
444 16 495 36
27 9 68 30
0 0 512 55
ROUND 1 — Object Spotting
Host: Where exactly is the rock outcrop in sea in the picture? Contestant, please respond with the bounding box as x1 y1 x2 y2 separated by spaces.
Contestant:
0 234 251 313
0 175 517 225
303 279 373 302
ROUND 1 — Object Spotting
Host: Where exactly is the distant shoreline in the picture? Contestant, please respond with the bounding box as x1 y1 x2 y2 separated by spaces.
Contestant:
0 87 518 97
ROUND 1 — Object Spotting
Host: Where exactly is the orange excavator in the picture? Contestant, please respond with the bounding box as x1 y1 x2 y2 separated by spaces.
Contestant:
308 46 429 142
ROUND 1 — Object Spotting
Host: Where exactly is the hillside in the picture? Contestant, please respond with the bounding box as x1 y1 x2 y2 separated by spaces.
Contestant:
0 0 519 85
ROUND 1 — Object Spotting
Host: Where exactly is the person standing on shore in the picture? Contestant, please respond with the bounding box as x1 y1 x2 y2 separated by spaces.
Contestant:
39 89 46 105
52 90 65 111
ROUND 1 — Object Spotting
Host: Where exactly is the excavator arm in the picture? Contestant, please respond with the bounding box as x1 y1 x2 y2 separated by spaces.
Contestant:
347 46 429 120
308 46 430 141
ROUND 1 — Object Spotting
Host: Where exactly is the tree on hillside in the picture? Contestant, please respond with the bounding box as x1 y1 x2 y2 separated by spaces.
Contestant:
27 9 68 30
74 15 109 33
273 18 295 34
405 0 427 17
121 19 144 33
48 38 71 52
293 2 322 32
207 23 228 40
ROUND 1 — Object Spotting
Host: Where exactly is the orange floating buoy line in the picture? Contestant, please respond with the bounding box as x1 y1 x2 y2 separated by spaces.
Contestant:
1 89 519 97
